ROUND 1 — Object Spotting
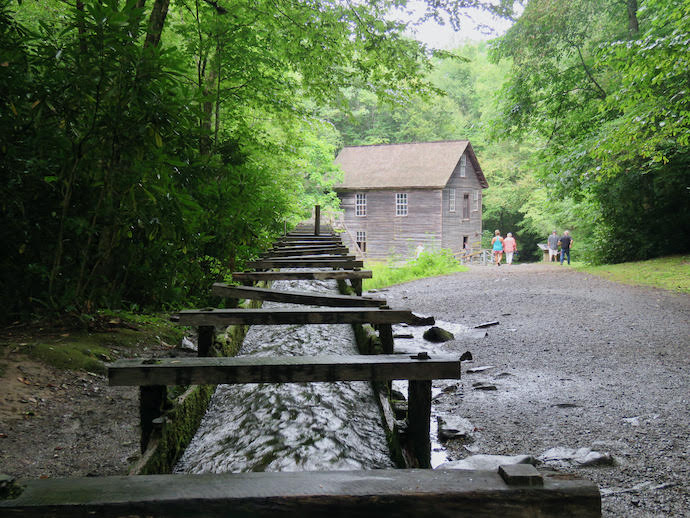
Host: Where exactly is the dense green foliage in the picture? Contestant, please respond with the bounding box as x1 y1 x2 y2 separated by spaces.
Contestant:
0 0 454 321
491 0 690 263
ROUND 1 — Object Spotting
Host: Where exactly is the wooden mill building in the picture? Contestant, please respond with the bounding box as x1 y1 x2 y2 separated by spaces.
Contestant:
334 141 488 259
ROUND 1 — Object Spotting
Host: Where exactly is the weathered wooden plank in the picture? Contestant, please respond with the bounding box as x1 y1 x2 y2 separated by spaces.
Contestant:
271 243 346 251
261 254 356 260
275 239 343 247
262 248 351 257
232 270 372 282
211 283 386 307
173 307 432 326
0 469 602 518
276 234 340 242
108 354 462 386
247 259 363 269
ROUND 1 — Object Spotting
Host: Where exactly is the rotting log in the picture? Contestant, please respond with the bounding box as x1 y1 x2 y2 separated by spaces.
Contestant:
107 354 461 387
211 283 386 307
0 468 602 517
172 307 433 327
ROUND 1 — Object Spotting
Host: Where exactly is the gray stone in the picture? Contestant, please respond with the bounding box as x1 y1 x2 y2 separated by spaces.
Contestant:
466 365 495 374
538 447 614 467
437 454 536 471
437 415 476 442
472 382 498 391
423 326 455 342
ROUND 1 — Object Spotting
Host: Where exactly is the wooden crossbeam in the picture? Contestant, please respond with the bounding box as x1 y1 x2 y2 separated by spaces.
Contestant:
0 468 602 518
260 254 356 260
247 259 363 269
211 283 385 307
107 354 461 386
277 234 340 241
172 307 433 326
271 243 346 250
262 248 350 257
232 270 371 282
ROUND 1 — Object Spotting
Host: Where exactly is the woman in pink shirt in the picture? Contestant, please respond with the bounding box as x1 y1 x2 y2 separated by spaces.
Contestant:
503 233 517 265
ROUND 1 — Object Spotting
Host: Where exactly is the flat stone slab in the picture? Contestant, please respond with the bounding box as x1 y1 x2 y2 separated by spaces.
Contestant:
438 454 536 471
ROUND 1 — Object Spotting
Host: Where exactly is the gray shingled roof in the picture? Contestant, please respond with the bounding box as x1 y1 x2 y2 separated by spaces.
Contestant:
334 140 488 190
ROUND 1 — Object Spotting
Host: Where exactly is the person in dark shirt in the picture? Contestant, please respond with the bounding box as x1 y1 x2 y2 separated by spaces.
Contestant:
559 230 573 265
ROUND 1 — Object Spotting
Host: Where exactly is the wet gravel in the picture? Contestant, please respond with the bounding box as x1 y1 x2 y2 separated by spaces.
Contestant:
375 263 690 518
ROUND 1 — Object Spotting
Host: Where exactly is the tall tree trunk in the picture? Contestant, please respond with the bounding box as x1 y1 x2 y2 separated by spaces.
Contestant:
200 66 216 155
144 0 170 48
76 0 87 56
627 0 639 36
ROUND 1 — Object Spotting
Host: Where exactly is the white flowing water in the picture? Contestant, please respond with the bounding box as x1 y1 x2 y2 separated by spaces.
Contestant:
174 278 394 474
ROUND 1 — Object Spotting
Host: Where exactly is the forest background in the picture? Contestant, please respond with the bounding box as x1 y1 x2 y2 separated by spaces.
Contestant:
2 0 688 322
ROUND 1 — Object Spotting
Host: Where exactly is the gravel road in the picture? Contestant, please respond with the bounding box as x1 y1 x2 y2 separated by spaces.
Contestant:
376 262 690 518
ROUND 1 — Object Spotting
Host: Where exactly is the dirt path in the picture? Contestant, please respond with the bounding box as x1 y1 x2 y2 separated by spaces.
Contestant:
377 262 690 517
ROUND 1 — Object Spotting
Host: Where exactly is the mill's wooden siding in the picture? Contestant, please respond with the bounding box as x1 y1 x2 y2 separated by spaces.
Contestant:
340 189 442 259
441 153 484 253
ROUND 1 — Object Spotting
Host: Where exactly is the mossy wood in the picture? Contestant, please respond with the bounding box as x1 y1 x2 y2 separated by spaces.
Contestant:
0 469 601 517
107 354 461 386
173 307 430 326
211 283 385 307
247 258 363 269
232 270 372 282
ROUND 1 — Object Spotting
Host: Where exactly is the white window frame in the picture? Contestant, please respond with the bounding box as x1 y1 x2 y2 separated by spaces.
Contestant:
356 230 366 253
395 192 408 217
459 154 467 178
355 193 367 217
473 190 480 211
449 189 456 212
462 192 470 219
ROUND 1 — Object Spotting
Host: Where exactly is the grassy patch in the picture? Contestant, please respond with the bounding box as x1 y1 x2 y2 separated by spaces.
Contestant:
575 255 690 294
364 250 468 291
1 310 186 374
27 341 113 374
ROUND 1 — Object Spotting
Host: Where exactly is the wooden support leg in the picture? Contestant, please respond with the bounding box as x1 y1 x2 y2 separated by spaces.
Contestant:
197 325 215 357
351 279 362 296
314 205 321 236
379 323 394 354
139 385 166 453
407 379 432 468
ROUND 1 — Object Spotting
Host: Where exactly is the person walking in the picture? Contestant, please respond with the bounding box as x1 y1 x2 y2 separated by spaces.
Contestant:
547 230 559 262
491 230 504 266
559 230 573 265
503 232 517 265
